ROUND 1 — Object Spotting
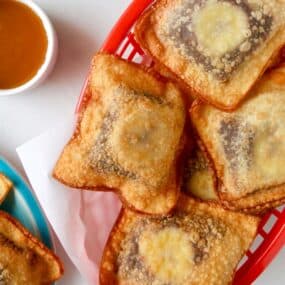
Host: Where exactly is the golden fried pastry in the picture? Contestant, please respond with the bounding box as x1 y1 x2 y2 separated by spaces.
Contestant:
191 64 285 209
135 0 285 110
53 53 185 214
183 145 217 201
182 145 282 214
0 174 12 204
100 195 259 285
221 185 285 215
152 61 196 104
0 211 63 285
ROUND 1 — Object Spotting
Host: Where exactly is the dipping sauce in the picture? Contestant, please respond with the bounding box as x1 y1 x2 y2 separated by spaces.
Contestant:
0 0 48 89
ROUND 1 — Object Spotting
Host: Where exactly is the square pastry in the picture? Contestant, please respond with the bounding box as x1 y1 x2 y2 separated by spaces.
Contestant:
183 144 284 214
100 195 259 285
135 0 285 110
53 53 185 214
0 211 63 284
191 64 285 207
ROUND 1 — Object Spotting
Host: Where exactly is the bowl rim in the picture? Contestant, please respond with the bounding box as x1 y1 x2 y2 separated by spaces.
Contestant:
0 0 57 96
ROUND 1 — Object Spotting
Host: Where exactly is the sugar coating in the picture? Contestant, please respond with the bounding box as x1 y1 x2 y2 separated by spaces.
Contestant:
117 212 245 285
158 0 273 81
217 91 285 196
53 54 185 214
191 77 285 198
100 197 259 284
89 85 182 190
219 117 254 172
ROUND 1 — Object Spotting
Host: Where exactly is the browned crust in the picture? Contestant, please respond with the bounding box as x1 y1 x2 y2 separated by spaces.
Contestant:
0 210 64 282
0 173 13 204
186 108 223 202
183 137 285 214
178 197 260 285
190 119 285 213
224 199 285 215
77 52 178 117
189 100 285 213
134 0 285 111
53 142 183 216
99 209 129 285
190 98 285 203
266 45 285 71
221 185 285 215
53 52 185 215
100 195 260 285
151 60 196 106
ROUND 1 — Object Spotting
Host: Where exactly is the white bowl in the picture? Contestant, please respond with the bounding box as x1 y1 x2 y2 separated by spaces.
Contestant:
0 0 58 96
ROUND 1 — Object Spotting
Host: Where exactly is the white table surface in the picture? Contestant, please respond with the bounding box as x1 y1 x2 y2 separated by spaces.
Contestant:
0 0 284 284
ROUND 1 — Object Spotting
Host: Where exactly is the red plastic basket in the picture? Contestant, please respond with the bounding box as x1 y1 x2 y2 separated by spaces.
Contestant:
78 0 285 284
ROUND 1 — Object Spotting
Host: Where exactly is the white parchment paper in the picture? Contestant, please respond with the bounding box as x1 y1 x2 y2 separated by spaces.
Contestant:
17 119 122 285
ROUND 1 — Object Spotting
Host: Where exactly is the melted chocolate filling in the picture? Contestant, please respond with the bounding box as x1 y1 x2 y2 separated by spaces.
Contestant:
89 89 164 179
90 111 137 179
165 0 273 81
219 118 254 169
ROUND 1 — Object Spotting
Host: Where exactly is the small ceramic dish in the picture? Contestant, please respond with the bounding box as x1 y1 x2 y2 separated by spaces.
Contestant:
0 0 58 96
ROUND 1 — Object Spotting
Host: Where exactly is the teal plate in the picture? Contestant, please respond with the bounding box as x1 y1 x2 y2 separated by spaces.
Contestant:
0 156 54 250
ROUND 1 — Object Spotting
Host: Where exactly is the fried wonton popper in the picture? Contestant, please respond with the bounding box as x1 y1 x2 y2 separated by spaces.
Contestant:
0 173 12 204
183 147 283 214
0 211 63 284
135 0 285 110
190 64 285 210
100 195 259 285
53 53 185 214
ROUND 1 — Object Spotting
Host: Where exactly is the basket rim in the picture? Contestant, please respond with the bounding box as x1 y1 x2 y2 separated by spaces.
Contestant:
78 0 285 283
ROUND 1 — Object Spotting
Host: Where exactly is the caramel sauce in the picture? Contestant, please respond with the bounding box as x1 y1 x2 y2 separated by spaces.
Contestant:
0 0 48 89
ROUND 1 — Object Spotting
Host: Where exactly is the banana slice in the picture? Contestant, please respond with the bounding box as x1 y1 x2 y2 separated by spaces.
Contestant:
192 1 249 57
186 170 217 200
139 227 194 284
110 106 169 171
184 150 218 201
